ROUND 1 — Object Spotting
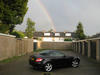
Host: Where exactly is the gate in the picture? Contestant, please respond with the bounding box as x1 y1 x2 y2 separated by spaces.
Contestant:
34 42 37 51
80 42 82 54
90 40 96 59
84 41 88 56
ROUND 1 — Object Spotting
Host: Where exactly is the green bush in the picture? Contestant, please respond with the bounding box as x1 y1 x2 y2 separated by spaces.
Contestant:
64 39 72 41
0 24 9 33
11 31 25 38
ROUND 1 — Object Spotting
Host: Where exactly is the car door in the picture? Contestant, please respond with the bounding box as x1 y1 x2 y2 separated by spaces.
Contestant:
49 51 66 67
64 56 73 66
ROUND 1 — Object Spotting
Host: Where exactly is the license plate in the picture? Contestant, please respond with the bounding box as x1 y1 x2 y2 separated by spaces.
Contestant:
32 58 34 60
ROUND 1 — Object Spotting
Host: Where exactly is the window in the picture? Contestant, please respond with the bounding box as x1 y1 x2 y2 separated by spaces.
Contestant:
65 33 71 36
50 51 65 57
55 33 60 36
40 50 51 56
44 33 50 36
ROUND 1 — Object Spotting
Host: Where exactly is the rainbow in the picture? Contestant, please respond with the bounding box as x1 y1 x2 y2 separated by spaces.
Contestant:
36 0 56 32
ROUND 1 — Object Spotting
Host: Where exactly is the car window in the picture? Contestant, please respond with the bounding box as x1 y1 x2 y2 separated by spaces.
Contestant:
39 50 51 55
49 51 65 57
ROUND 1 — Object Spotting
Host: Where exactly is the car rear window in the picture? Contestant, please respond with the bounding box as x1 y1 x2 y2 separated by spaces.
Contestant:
39 50 51 55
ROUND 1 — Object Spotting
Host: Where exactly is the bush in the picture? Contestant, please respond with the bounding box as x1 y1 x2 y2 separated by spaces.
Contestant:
0 24 9 33
11 31 25 38
64 39 72 41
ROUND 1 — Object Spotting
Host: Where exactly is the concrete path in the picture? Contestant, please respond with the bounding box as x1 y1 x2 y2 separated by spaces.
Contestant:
0 51 100 75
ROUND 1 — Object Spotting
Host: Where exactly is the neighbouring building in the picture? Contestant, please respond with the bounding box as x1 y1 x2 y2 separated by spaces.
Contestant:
34 31 76 42
91 33 100 38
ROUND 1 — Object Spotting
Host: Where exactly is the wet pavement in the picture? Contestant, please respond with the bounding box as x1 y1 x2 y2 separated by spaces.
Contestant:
0 51 100 75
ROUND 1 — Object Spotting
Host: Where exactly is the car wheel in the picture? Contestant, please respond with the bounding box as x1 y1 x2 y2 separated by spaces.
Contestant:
33 66 38 70
44 63 53 72
72 59 79 68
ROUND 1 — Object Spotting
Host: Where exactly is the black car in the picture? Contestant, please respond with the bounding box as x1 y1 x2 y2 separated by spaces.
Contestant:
29 50 80 72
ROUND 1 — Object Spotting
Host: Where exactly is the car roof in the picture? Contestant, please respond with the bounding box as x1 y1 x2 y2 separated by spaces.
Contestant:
40 50 61 53
42 50 59 52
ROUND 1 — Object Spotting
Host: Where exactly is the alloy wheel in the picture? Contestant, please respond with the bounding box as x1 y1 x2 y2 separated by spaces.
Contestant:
72 60 79 68
45 63 53 72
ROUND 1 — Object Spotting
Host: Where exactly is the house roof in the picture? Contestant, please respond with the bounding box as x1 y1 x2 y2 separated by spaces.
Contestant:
34 32 76 38
91 33 100 38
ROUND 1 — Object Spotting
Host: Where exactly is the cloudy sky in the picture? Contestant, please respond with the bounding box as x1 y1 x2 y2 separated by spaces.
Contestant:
15 0 100 36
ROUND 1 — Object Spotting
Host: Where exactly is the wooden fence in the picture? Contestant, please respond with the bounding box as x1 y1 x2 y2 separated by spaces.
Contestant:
0 34 33 61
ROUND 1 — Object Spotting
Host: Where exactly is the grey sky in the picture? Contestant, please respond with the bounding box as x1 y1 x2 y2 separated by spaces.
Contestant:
15 0 100 35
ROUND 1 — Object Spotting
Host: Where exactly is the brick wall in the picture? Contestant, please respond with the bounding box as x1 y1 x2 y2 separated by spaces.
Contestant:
37 41 72 50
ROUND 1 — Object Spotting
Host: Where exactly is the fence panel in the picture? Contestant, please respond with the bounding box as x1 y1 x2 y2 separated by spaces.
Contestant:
0 34 33 61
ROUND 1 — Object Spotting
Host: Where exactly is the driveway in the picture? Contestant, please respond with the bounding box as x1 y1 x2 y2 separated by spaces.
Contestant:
0 51 100 75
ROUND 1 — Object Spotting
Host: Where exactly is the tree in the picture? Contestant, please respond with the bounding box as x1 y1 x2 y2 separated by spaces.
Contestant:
11 30 25 38
48 29 53 32
0 0 28 33
25 18 35 38
0 23 9 33
76 22 86 40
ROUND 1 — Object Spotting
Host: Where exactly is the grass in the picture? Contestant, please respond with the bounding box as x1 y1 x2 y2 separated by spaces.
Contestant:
0 55 23 63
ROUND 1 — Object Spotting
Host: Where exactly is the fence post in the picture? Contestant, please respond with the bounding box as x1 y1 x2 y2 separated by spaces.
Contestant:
96 39 100 61
88 40 91 58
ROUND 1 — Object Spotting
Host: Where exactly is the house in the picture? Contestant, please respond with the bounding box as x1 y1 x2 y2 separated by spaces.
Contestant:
91 33 100 38
34 31 76 42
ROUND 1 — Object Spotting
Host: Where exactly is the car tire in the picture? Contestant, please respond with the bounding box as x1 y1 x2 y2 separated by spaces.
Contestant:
72 59 79 68
33 66 38 70
44 63 53 72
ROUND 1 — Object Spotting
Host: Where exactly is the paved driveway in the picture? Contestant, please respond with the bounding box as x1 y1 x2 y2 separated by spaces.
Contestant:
0 51 100 75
